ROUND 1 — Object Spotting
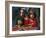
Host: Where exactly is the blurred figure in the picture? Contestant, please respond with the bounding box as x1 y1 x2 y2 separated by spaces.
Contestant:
23 15 29 27
13 8 25 31
28 9 38 30
16 8 25 25
28 13 37 27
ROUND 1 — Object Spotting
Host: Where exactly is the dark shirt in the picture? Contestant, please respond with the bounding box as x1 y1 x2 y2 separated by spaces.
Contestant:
15 15 24 25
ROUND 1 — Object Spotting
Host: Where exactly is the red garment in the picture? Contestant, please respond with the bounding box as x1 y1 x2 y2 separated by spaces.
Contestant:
23 20 29 27
24 20 29 25
28 19 37 27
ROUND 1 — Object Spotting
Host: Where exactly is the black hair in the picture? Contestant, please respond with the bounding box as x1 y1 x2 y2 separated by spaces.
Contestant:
29 13 36 18
24 14 28 18
28 8 35 14
19 8 25 13
28 8 36 18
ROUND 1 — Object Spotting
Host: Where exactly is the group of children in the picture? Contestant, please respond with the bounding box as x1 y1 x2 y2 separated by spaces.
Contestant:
12 8 38 31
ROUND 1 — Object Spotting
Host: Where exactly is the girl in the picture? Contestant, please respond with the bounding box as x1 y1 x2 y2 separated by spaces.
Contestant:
28 13 38 30
23 15 29 27
23 15 32 30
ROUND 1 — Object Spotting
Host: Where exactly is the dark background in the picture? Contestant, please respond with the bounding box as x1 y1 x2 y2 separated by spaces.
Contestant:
12 7 40 27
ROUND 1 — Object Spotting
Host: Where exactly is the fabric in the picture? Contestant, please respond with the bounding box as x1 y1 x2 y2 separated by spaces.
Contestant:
28 18 37 27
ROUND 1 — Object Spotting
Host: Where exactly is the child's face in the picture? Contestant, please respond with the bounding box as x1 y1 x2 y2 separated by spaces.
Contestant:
24 16 28 20
30 14 34 19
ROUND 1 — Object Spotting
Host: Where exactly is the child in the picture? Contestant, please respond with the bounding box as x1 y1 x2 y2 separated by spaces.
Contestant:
28 13 38 30
23 15 29 27
23 15 32 30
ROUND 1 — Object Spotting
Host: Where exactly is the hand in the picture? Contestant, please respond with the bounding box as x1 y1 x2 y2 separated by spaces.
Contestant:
22 27 30 30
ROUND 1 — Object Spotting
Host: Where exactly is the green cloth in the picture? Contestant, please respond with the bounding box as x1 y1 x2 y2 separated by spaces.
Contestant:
15 15 24 25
